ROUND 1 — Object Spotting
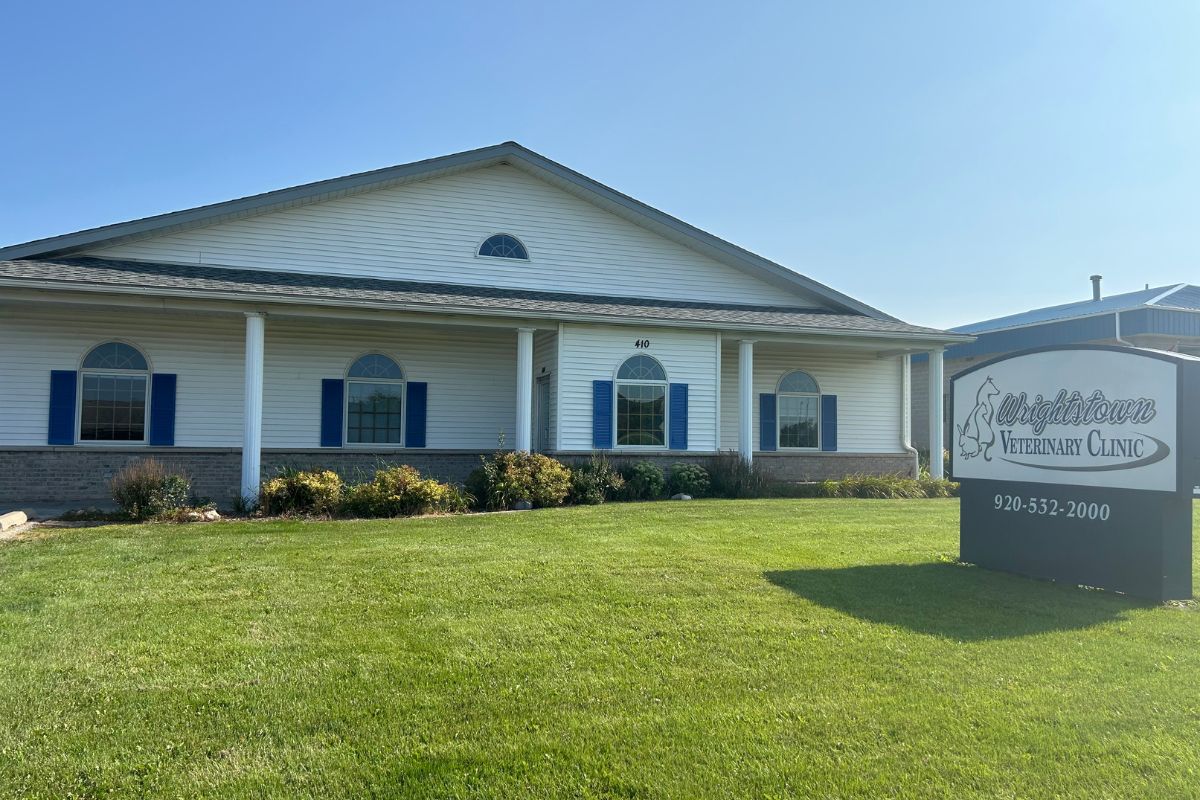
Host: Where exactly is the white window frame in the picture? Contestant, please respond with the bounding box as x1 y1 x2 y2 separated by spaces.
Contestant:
76 339 151 446
613 354 669 450
344 352 407 448
776 370 821 451
475 232 532 262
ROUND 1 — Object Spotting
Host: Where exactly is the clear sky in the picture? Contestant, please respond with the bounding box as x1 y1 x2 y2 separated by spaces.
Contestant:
2 1 1196 328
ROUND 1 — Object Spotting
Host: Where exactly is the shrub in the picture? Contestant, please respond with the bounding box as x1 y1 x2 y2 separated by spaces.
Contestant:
110 459 192 520
917 477 960 498
819 474 922 499
707 452 772 499
344 465 471 517
668 462 710 497
817 473 958 499
260 468 344 516
568 455 625 505
619 461 666 501
468 451 572 510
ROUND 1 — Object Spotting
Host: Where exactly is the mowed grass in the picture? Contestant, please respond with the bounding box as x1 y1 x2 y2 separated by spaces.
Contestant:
1 501 1198 799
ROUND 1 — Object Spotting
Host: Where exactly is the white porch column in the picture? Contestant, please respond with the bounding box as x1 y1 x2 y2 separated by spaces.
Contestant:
515 327 534 452
738 339 755 463
927 346 944 479
241 312 266 501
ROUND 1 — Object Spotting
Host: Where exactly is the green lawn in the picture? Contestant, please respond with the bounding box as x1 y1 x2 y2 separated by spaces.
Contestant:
1 500 1197 799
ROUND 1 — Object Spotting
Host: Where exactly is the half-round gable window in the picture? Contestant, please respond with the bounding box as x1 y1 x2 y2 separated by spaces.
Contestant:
478 234 529 260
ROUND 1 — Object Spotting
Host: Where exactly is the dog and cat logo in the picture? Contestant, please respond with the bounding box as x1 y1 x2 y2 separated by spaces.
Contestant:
957 377 999 462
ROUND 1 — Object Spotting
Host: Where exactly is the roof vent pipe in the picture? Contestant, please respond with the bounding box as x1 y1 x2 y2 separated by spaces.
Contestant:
1090 274 1102 301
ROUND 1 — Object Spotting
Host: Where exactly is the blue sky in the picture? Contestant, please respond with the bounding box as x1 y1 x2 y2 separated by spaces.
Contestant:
2 1 1196 328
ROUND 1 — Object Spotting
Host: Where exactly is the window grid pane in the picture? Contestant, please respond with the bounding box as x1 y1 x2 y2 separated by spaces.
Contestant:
80 374 147 441
616 383 666 446
81 342 148 371
479 234 528 259
347 382 404 444
616 355 667 382
778 394 818 449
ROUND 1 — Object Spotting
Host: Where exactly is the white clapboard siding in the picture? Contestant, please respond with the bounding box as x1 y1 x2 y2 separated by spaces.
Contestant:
262 319 518 449
87 165 815 307
719 342 903 452
0 306 245 446
557 323 719 451
0 306 528 450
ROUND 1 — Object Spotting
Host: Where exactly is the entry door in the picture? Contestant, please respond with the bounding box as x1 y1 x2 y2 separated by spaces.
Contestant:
535 375 552 452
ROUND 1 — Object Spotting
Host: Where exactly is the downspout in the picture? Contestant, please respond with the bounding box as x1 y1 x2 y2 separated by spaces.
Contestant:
1114 310 1133 347
900 354 919 477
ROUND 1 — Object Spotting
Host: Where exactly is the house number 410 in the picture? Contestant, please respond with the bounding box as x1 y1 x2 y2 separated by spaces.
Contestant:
634 339 651 348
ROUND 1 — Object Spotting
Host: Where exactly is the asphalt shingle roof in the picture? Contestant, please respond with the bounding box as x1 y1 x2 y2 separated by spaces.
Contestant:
0 257 955 338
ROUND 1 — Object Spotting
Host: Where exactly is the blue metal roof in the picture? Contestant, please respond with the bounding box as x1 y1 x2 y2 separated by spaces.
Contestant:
953 284 1193 333
912 283 1200 363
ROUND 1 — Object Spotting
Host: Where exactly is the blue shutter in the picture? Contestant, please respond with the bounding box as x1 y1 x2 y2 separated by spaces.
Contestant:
592 380 614 449
405 382 427 448
320 379 344 447
48 370 78 445
148 373 177 446
759 393 777 452
821 394 838 452
669 383 688 450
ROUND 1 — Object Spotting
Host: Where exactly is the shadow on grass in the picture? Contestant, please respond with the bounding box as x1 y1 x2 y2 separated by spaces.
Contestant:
764 562 1149 641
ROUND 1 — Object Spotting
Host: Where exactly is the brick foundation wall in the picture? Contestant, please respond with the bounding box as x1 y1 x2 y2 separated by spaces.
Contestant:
0 448 916 506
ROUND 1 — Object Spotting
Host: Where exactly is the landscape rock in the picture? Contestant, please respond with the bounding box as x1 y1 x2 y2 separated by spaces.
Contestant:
185 511 204 522
670 494 693 501
202 509 221 521
513 500 534 511
0 510 28 531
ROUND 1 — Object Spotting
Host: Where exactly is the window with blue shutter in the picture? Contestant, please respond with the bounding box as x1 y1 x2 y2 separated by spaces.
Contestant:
148 373 177 446
820 394 838 451
405 382 427 448
47 370 78 445
592 380 614 449
320 379 345 447
668 383 688 450
759 393 777 452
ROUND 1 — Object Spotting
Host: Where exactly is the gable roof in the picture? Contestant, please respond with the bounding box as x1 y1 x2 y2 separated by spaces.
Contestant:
0 256 964 341
0 142 892 320
954 283 1198 334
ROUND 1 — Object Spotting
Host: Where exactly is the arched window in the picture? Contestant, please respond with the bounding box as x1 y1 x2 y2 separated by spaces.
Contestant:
777 370 819 449
80 341 150 442
346 354 405 445
615 355 668 447
477 234 529 260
